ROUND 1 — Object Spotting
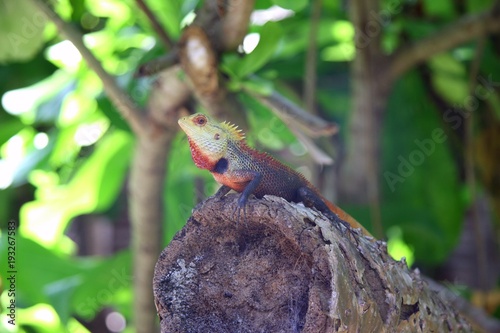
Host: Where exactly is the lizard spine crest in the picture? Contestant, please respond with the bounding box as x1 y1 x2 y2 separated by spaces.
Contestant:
221 121 245 141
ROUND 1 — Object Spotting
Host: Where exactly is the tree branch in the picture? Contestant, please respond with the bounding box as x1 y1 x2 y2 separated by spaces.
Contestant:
466 37 488 291
31 0 147 136
135 50 179 77
342 0 385 241
423 277 500 333
154 195 472 332
388 8 500 83
247 89 339 138
130 67 191 333
303 0 322 114
220 0 255 51
180 0 253 128
248 89 340 165
136 0 175 49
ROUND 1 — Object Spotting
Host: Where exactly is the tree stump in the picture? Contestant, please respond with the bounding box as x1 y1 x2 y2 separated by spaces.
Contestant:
153 194 471 332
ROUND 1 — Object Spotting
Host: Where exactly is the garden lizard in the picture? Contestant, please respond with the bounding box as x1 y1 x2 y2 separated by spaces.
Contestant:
178 113 371 236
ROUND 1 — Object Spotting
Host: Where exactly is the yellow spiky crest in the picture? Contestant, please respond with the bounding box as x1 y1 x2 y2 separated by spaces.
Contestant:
220 120 245 141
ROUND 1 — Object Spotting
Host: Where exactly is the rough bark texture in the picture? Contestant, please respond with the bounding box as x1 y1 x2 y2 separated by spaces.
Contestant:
153 195 471 332
128 66 191 332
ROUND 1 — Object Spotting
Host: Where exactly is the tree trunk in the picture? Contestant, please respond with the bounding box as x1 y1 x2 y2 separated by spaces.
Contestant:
153 195 471 332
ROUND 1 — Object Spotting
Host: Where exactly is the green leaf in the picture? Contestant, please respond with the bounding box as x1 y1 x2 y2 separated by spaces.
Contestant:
97 97 132 134
0 234 131 323
0 235 83 309
238 92 296 147
428 54 468 105
466 0 494 12
271 0 308 12
0 53 57 91
12 130 55 186
0 113 24 146
255 0 273 9
20 130 133 248
380 70 465 264
232 22 283 78
240 76 274 96
403 20 441 40
35 82 75 124
72 251 132 319
422 0 456 18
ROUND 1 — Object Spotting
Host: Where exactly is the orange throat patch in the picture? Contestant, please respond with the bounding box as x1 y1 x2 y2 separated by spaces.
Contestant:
187 138 217 171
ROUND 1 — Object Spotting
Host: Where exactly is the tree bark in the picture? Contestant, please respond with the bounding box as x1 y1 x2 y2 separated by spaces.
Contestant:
153 195 471 332
129 66 191 333
339 0 387 238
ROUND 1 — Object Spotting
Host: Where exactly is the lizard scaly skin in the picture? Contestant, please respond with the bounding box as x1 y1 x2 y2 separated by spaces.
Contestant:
178 113 371 236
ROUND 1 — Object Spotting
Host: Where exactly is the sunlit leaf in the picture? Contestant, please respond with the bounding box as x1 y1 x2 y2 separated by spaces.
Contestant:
0 235 131 324
387 226 415 267
9 304 64 333
330 20 354 42
2 71 74 125
20 130 133 248
321 43 355 62
228 22 283 78
86 0 131 27
429 54 468 105
11 130 55 186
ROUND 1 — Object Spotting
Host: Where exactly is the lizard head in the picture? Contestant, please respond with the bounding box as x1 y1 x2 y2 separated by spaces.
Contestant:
178 113 244 170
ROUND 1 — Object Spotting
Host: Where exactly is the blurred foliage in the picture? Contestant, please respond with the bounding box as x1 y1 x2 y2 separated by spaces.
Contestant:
0 0 499 331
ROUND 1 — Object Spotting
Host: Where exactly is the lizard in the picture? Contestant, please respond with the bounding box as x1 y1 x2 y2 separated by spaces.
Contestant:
178 113 371 237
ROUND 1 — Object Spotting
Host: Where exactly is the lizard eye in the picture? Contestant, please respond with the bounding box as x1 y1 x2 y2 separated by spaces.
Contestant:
214 133 220 140
193 115 207 126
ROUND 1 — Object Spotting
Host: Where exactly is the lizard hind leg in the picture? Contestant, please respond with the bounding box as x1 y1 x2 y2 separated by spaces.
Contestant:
297 187 351 234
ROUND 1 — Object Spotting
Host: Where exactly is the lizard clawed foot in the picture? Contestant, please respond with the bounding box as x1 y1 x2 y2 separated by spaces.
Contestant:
324 212 360 244
337 220 360 246
231 205 247 227
231 194 249 227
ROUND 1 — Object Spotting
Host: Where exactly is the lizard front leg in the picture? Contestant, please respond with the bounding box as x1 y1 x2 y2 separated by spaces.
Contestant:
221 170 262 224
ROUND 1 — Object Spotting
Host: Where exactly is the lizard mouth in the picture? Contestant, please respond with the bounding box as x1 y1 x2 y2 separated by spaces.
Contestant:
178 117 191 134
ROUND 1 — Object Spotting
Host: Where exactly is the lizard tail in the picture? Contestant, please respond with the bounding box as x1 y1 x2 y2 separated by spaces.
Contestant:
325 201 372 237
